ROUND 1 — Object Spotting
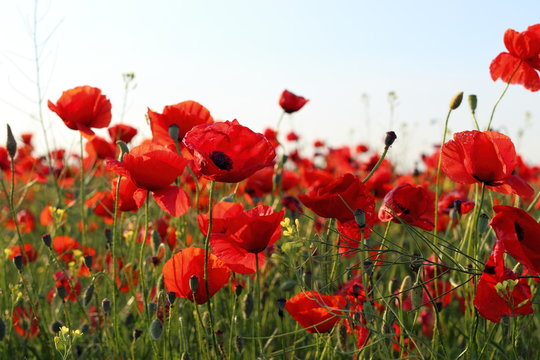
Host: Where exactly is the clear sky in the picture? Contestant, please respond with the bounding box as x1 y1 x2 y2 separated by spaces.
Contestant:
1 0 540 170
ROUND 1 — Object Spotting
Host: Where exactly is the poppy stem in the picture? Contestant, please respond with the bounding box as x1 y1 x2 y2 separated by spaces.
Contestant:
79 133 87 246
433 108 453 241
203 180 220 357
486 60 522 131
138 194 151 351
111 171 123 353
254 254 263 356
362 146 389 184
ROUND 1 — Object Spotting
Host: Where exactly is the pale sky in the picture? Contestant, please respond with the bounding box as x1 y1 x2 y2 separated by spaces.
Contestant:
1 0 540 170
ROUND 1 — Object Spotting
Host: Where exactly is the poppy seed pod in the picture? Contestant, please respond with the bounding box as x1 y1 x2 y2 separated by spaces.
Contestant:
468 94 478 112
168 124 180 142
189 275 199 294
354 209 366 228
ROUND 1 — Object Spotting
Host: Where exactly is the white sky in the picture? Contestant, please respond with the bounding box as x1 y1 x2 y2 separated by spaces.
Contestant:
1 0 540 170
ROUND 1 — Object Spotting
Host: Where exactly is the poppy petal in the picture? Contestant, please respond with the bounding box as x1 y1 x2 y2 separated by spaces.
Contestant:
153 186 191 217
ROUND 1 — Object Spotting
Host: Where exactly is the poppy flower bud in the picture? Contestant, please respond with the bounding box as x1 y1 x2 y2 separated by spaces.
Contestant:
449 91 464 110
302 270 312 288
104 228 112 248
235 336 244 354
152 231 161 252
132 329 143 340
363 300 374 322
399 275 412 297
477 213 490 235
42 234 52 248
167 292 176 305
468 94 477 113
50 321 64 333
6 124 17 159
116 140 130 157
354 209 366 229
148 303 158 315
168 124 180 142
84 255 93 269
13 255 24 272
0 318 4 341
411 282 423 310
276 298 286 318
384 131 397 148
83 284 94 307
76 324 88 336
234 284 243 297
363 261 374 276
242 293 253 319
189 275 199 294
56 285 67 301
102 298 111 314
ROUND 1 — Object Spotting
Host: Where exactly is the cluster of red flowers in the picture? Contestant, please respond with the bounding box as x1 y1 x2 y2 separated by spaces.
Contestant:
2 23 540 359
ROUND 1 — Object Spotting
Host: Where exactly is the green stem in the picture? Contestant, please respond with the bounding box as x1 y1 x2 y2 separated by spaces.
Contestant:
486 60 522 131
79 133 87 246
362 146 389 183
202 181 219 356
433 108 453 241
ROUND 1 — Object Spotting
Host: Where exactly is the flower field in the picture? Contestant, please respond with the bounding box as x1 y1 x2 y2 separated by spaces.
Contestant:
2 23 540 360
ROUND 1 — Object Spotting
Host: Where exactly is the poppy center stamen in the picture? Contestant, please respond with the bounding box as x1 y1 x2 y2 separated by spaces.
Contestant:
210 151 233 171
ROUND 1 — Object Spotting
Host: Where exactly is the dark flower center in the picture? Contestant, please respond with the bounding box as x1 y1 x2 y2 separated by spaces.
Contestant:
514 221 525 242
210 151 233 171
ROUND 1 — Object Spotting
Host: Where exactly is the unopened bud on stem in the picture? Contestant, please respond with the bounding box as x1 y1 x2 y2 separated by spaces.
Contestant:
449 92 464 110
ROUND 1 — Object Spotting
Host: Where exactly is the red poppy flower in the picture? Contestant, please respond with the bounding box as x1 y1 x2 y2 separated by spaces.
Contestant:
8 243 38 264
285 291 346 333
148 101 213 146
48 86 112 138
378 183 435 231
111 177 147 213
197 201 245 236
183 120 276 183
437 190 475 215
85 136 116 161
286 131 300 141
86 191 115 224
279 90 309 114
245 167 300 197
0 147 10 171
48 271 82 302
490 24 540 91
490 205 540 275
12 307 39 338
263 128 280 148
474 241 533 323
336 219 376 258
53 235 82 263
106 143 190 217
441 131 533 199
5 209 35 233
299 173 376 223
162 247 231 304
210 205 284 274
108 123 138 143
